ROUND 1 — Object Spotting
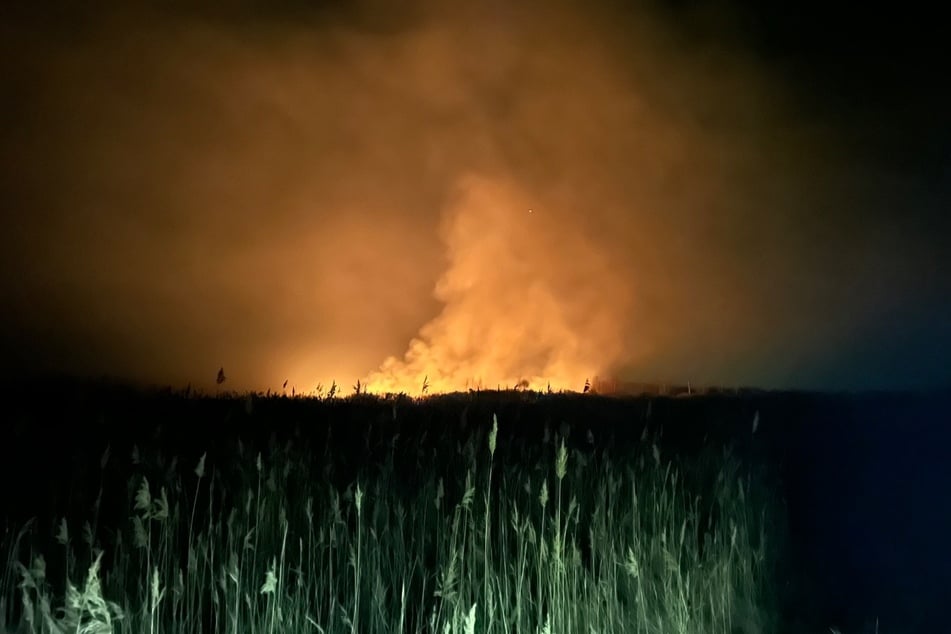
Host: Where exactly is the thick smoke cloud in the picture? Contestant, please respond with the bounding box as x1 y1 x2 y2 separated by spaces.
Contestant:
364 173 636 393
1 1 947 392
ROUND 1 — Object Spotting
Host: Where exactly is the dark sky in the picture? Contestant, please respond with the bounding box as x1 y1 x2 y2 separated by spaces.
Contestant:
1 0 949 392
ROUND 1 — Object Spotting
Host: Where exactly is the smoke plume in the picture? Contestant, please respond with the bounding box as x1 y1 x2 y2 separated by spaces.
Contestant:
364 173 634 393
2 1 946 392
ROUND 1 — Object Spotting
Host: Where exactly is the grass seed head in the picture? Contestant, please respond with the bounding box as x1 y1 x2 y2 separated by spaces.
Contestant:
489 414 498 458
556 440 568 481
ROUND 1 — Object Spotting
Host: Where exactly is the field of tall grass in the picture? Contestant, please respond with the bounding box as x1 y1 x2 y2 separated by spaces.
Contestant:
1 393 780 634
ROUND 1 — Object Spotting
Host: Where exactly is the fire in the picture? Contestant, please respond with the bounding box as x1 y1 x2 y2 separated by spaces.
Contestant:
362 174 631 395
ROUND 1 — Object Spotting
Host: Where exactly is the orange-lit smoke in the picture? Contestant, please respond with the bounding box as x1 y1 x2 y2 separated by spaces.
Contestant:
2 1 935 392
364 174 632 394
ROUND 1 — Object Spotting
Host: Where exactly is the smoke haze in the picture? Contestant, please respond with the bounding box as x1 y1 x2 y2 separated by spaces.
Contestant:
2 0 948 392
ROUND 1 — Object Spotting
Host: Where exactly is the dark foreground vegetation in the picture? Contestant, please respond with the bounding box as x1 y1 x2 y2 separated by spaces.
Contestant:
1 379 948 633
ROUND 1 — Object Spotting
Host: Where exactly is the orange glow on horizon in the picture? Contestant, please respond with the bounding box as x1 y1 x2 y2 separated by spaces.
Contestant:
359 174 632 397
1 2 901 394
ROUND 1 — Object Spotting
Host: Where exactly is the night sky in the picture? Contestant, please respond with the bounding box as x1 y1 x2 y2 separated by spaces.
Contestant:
1 0 949 393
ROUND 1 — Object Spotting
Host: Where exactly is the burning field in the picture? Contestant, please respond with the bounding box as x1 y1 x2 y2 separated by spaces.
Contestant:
2 1 949 633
